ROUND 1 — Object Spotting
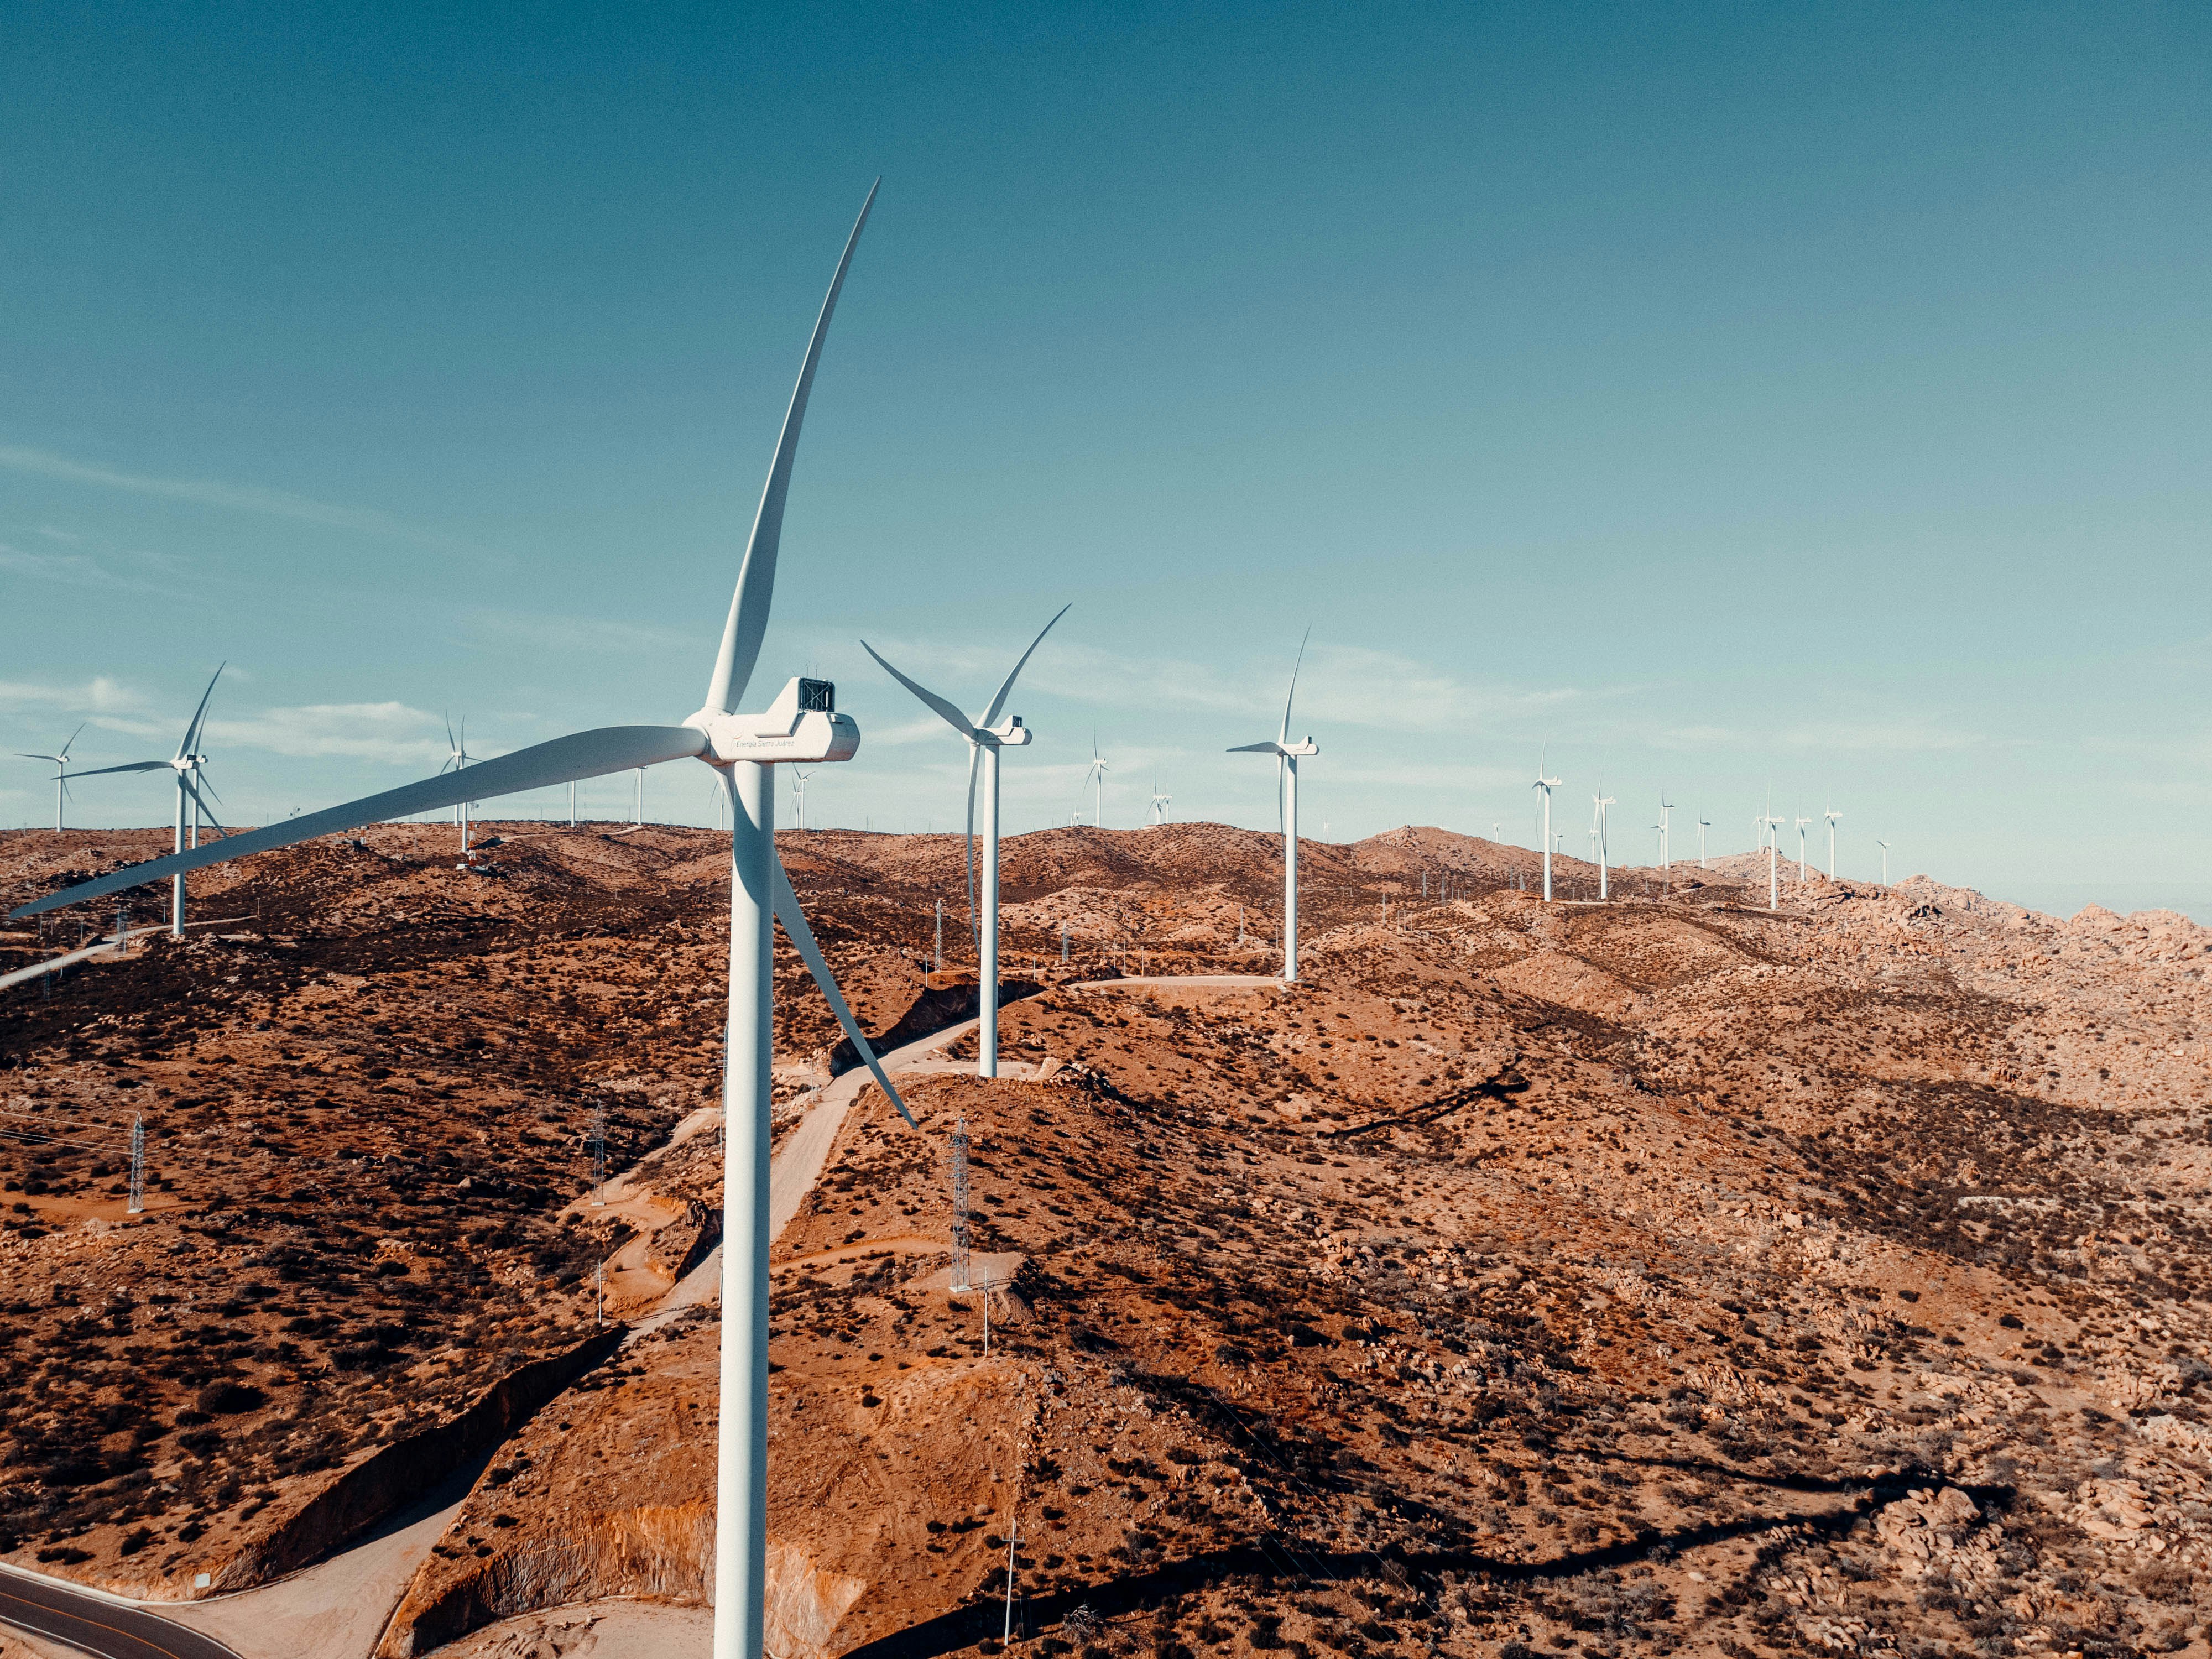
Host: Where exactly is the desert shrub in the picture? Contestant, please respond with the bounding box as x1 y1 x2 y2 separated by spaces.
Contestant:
195 1380 264 1415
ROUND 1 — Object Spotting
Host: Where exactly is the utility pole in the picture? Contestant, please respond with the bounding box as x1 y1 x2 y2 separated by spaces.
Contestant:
127 1113 144 1215
1060 920 1068 964
596 1259 605 1327
1002 1513 1020 1645
934 901 943 974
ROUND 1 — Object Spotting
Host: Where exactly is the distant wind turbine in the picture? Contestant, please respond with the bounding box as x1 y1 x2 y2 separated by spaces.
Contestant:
1658 790 1673 873
1697 817 1710 870
1824 805 1841 878
864 606 1068 1077
1877 838 1890 883
1083 733 1109 827
1531 749 1561 902
1147 769 1171 826
1760 807 1785 911
1795 815 1811 884
1229 629 1319 981
7 182 913 1659
791 768 812 832
441 716 476 852
17 723 87 833
1590 784 1615 900
66 665 228 936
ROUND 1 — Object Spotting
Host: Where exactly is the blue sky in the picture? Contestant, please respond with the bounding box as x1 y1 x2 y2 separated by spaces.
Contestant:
3 3 2207 917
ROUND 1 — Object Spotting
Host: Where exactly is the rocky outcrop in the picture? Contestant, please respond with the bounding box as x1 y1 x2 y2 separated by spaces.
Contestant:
216 1326 627 1591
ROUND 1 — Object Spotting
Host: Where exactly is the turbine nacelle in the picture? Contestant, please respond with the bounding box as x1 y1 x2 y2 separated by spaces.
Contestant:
976 715 1031 749
685 676 860 766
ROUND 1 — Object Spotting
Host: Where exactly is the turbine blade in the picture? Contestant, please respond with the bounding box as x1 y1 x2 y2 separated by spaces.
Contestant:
978 602 1070 729
60 723 85 760
772 859 916 1128
964 742 979 952
176 662 226 761
195 771 225 806
179 774 229 838
1225 742 1281 755
861 641 979 738
8 724 708 920
1275 752 1286 837
703 179 880 717
66 760 170 779
1278 625 1312 746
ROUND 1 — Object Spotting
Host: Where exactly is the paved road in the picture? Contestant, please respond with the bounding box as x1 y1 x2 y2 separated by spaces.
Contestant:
0 1566 239 1659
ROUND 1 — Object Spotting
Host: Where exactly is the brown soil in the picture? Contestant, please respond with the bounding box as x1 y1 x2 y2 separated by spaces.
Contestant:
5 822 2211 1659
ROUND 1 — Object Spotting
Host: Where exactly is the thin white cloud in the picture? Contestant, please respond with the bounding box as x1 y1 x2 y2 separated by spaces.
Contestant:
0 443 474 552
0 541 142 589
467 609 694 655
831 634 1580 735
0 675 154 718
205 702 451 769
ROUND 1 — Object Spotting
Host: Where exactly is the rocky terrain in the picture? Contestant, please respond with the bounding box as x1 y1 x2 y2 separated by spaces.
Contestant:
3 818 2210 1659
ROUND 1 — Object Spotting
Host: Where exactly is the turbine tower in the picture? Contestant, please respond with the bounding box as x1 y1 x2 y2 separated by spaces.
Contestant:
1697 817 1710 870
1658 790 1673 873
17 724 87 833
1824 806 1841 878
1760 809 1785 911
1531 751 1561 902
440 716 476 852
8 182 911 1659
1877 838 1890 883
66 665 228 937
1228 629 1318 981
791 768 812 832
1795 815 1811 884
1083 734 1109 827
1147 769 1171 826
1590 785 1615 900
863 604 1068 1079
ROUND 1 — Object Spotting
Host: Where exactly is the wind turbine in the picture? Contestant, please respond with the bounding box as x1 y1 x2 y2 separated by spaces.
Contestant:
1760 807 1785 911
790 768 812 832
440 716 476 852
1531 749 1561 902
1877 838 1890 883
1228 629 1318 980
1082 734 1109 827
17 724 87 832
8 183 911 1659
1795 815 1811 884
1147 769 1171 826
65 666 228 936
1658 790 1673 873
1824 806 1841 878
1697 818 1710 870
1590 784 1615 900
862 604 1068 1079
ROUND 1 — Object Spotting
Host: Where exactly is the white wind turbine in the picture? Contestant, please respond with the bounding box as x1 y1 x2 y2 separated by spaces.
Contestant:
1824 805 1841 878
10 183 912 1659
1795 814 1811 884
790 768 812 832
1877 838 1890 883
1147 768 1171 827
440 715 476 852
1760 807 1785 911
1082 733 1109 826
66 665 229 936
1228 629 1319 980
862 604 1068 1079
1658 790 1673 874
17 723 87 833
1590 783 1615 900
1697 817 1710 870
1531 749 1561 902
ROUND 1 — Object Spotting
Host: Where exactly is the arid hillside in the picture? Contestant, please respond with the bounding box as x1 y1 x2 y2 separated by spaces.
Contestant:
3 821 2209 1659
